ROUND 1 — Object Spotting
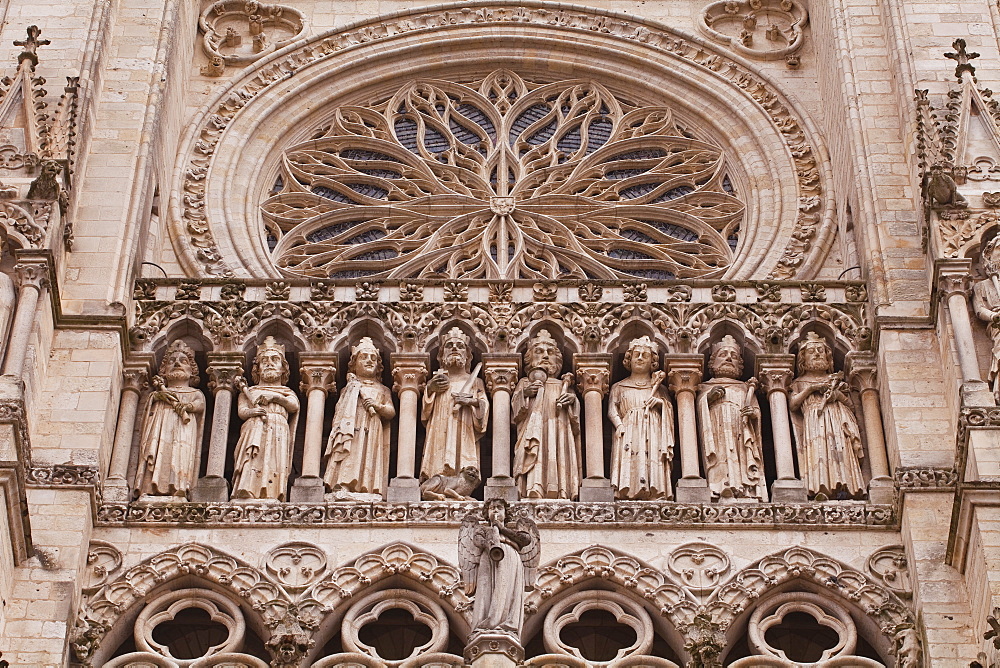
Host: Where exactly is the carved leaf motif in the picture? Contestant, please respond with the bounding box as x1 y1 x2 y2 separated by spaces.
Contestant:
263 71 744 280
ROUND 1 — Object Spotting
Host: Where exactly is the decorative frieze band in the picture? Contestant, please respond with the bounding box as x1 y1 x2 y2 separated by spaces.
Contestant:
893 467 959 491
26 464 99 487
95 500 895 528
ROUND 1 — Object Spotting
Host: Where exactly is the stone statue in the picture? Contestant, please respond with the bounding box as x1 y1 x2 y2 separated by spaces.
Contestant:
420 465 481 501
789 332 866 499
974 235 1000 399
893 625 922 668
133 340 206 499
511 330 582 499
458 499 540 639
696 336 767 501
607 336 673 500
324 337 395 496
231 337 300 500
419 327 488 499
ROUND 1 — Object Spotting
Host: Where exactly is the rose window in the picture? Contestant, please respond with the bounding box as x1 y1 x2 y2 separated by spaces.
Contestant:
262 70 744 280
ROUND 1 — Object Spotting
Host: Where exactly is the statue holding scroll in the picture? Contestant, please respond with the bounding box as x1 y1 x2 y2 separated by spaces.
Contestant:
324 337 395 496
608 336 674 500
419 327 488 499
511 330 582 500
789 332 866 499
232 337 300 500
134 340 206 499
697 336 767 501
459 499 540 638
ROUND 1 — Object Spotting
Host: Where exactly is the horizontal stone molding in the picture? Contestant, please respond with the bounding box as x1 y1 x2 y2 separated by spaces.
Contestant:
893 466 958 491
95 500 896 529
26 464 100 487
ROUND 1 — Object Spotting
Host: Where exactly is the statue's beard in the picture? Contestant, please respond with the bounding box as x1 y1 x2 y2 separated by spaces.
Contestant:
259 368 283 383
444 353 466 368
165 368 191 382
711 361 741 378
802 358 830 373
531 361 560 377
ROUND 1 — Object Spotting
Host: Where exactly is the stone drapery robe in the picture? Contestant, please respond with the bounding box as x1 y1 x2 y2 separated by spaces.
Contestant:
608 380 674 500
973 276 1000 391
134 386 205 497
420 375 489 478
232 385 299 500
696 378 767 501
511 376 582 499
791 375 866 498
324 374 395 494
469 526 525 635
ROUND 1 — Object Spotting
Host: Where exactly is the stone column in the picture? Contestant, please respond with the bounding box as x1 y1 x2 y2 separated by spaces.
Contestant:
666 354 709 503
291 353 337 502
388 352 429 503
103 359 151 503
937 263 989 395
483 353 520 502
191 352 244 502
574 353 613 502
757 354 807 501
2 260 48 377
847 352 893 504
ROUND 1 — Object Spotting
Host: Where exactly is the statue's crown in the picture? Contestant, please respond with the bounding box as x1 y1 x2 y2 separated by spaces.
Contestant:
711 335 740 355
257 335 284 357
352 336 379 355
801 331 827 348
533 329 556 345
166 339 195 358
442 327 470 347
627 335 656 353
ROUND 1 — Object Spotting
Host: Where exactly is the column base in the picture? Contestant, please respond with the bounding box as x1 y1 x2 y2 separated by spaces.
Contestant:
290 475 325 503
191 476 229 502
770 478 808 502
579 477 614 502
465 631 523 667
386 476 421 503
675 477 711 503
102 478 130 503
867 477 894 505
484 476 518 503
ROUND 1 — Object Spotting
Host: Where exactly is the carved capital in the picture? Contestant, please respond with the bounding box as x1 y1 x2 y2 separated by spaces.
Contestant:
121 364 149 395
935 259 974 299
482 353 520 394
299 353 337 396
665 354 703 394
573 353 612 396
846 352 878 392
13 261 48 290
756 354 795 395
390 353 430 394
206 352 246 393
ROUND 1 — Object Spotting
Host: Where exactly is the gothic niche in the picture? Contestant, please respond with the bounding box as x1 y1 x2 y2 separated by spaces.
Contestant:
262 70 744 281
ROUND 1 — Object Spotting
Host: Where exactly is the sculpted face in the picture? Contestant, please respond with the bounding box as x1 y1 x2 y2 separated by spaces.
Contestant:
487 501 506 525
163 350 194 383
528 340 561 376
355 349 381 379
710 347 743 379
799 342 831 373
629 345 655 375
442 338 469 370
258 350 285 383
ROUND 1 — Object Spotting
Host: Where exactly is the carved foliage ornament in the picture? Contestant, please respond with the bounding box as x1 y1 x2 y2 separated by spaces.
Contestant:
264 70 744 282
174 4 828 279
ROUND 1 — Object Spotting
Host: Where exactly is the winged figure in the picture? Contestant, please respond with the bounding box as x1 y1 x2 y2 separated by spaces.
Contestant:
458 499 540 639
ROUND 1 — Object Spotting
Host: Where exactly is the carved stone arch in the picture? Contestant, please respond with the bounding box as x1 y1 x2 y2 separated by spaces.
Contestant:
606 316 672 360
133 313 216 354
526 545 697 659
705 545 917 663
694 318 765 359
425 318 490 366
685 303 770 351
329 314 400 356
298 542 471 665
72 542 292 666
787 319 856 369
515 320 581 364
241 313 310 356
169 1 833 282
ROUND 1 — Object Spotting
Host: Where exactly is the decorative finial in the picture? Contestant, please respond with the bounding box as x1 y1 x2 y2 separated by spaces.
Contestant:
945 38 979 80
13 26 50 68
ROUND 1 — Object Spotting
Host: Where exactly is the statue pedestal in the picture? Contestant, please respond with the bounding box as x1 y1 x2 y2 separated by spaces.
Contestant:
465 632 523 668
675 477 711 503
579 476 614 502
386 476 420 503
770 478 808 502
290 475 325 503
868 477 894 505
484 475 518 503
102 479 130 503
191 475 229 502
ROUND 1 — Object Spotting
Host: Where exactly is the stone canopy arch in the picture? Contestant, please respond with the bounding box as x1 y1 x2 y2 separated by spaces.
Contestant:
169 1 833 283
70 542 292 666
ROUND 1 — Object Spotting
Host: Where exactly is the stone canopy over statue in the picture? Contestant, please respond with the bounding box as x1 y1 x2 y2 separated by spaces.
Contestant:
789 332 866 499
696 335 767 501
231 337 300 500
608 336 673 500
134 340 206 499
324 337 395 498
459 499 540 643
419 327 488 500
511 330 582 500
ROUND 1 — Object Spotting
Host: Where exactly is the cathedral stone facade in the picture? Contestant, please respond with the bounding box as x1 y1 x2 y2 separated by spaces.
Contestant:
0 0 999 665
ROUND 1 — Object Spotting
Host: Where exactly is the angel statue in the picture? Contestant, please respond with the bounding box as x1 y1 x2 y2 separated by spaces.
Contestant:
459 499 540 640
